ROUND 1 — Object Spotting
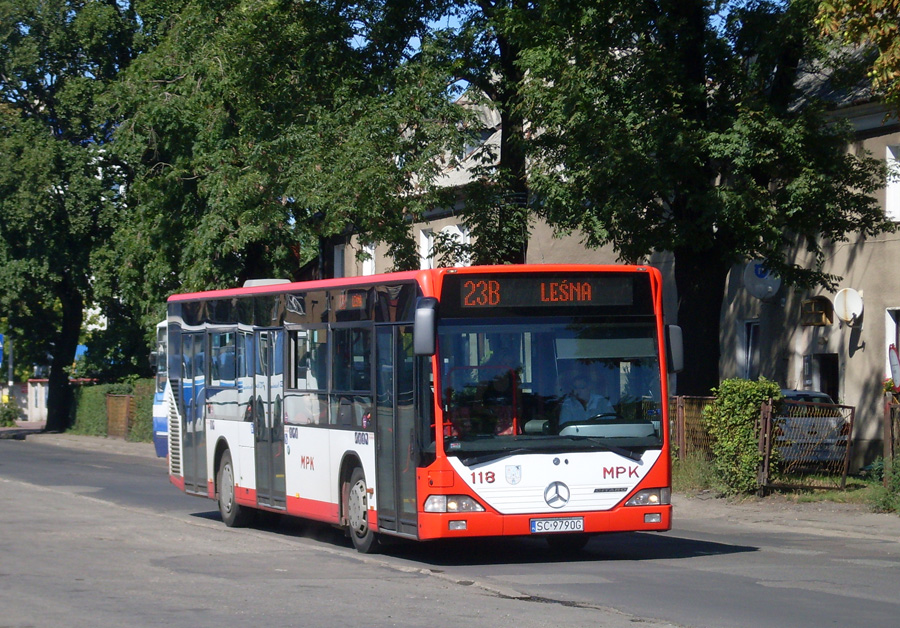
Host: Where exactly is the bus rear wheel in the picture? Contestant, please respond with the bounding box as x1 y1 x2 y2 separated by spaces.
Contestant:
347 467 379 554
217 450 253 527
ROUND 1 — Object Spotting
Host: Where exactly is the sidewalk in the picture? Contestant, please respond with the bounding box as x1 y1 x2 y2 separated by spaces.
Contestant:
672 490 900 543
0 420 47 440
0 420 158 458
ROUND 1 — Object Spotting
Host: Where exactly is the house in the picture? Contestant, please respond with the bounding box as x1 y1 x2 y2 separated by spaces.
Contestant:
329 94 900 470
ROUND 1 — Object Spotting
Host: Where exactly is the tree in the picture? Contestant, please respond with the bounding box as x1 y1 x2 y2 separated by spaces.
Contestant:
818 0 900 116
111 0 468 326
0 0 138 430
520 0 890 394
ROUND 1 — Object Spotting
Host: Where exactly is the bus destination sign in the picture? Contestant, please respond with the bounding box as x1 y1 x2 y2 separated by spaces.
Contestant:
457 275 634 309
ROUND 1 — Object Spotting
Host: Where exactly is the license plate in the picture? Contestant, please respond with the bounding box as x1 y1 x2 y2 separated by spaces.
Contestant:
530 517 584 534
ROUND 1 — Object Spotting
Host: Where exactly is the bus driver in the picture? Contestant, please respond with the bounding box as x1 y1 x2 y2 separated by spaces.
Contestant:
559 375 615 425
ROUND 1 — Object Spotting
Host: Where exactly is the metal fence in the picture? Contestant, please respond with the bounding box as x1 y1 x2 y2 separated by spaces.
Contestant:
759 399 854 490
671 395 856 491
670 396 715 460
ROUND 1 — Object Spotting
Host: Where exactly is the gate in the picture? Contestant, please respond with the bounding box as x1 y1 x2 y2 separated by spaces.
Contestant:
759 399 854 491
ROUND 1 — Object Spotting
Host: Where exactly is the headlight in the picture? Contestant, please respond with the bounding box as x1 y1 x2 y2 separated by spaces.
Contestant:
625 488 671 507
424 495 486 513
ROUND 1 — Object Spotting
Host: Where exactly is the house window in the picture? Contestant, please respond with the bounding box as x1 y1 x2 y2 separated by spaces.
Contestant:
333 244 345 278
439 224 471 267
887 145 900 221
362 243 375 276
887 308 900 381
800 297 834 326
419 229 434 270
744 321 760 380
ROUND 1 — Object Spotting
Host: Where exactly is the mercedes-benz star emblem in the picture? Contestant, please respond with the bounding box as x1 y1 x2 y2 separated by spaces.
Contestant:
544 481 570 508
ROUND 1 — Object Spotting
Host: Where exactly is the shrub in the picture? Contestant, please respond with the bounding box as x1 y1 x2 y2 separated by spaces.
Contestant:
128 378 155 443
703 377 782 494
0 398 20 427
871 457 900 513
71 385 111 436
70 378 154 441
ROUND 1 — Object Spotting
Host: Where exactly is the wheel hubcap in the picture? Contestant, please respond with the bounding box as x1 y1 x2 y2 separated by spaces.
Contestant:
348 478 368 536
221 465 234 514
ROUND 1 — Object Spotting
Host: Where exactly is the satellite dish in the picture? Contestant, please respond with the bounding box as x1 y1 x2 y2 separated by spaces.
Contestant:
743 261 781 300
833 288 863 324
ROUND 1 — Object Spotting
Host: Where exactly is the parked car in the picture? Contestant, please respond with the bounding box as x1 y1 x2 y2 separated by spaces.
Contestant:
775 389 851 465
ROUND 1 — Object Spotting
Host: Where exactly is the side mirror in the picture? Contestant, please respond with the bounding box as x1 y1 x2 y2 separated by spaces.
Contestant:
666 325 683 374
413 297 439 356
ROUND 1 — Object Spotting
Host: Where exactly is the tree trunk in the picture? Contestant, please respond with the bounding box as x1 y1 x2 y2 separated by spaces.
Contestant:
672 246 731 396
44 288 84 433
492 27 529 265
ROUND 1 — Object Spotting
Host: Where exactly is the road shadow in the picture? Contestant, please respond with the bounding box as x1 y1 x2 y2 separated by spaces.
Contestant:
189 510 756 565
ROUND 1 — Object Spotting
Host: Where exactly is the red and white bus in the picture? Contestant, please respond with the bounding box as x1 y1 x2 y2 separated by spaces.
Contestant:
164 264 682 552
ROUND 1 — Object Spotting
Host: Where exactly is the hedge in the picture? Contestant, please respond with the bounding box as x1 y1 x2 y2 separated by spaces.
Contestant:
703 377 782 494
71 378 155 442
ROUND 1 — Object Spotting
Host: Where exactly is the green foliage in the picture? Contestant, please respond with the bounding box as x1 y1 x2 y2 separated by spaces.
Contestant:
70 378 154 441
0 398 20 427
518 0 890 393
128 378 155 443
0 0 139 430
818 0 900 116
870 457 900 513
703 378 783 494
672 452 723 494
110 0 470 323
2 0 895 411
71 385 110 437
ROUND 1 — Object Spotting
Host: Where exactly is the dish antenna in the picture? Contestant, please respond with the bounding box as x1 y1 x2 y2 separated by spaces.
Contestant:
833 288 864 326
742 261 781 300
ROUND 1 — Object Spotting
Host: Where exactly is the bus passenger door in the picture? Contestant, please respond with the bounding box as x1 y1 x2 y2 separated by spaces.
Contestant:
182 332 207 495
375 326 418 537
254 330 286 509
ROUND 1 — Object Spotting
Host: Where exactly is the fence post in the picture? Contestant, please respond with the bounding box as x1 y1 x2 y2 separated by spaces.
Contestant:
838 405 854 490
757 398 772 496
675 396 686 461
886 393 894 489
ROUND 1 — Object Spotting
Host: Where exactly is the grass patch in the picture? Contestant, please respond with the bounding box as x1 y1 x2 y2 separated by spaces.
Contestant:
767 479 881 505
672 452 722 494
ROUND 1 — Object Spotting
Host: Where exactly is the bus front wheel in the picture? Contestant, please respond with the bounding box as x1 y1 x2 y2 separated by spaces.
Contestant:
217 450 254 527
347 467 379 553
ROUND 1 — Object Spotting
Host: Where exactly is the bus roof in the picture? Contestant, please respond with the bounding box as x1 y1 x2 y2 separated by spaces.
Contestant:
166 264 658 303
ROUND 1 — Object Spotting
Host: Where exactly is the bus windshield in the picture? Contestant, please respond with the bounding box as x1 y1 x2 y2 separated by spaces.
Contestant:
437 317 664 458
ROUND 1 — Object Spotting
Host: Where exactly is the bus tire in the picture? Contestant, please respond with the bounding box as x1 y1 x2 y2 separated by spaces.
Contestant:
217 449 253 527
347 466 379 553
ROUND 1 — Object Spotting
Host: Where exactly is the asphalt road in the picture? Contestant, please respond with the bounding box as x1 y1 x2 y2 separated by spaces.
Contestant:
2 434 900 628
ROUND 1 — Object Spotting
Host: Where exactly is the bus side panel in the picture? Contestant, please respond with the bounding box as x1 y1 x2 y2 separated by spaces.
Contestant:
328 430 377 528
152 387 169 458
284 425 334 519
206 420 254 505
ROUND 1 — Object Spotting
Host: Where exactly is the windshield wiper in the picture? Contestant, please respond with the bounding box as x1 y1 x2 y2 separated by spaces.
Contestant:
580 439 644 462
459 448 533 467
456 442 644 466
